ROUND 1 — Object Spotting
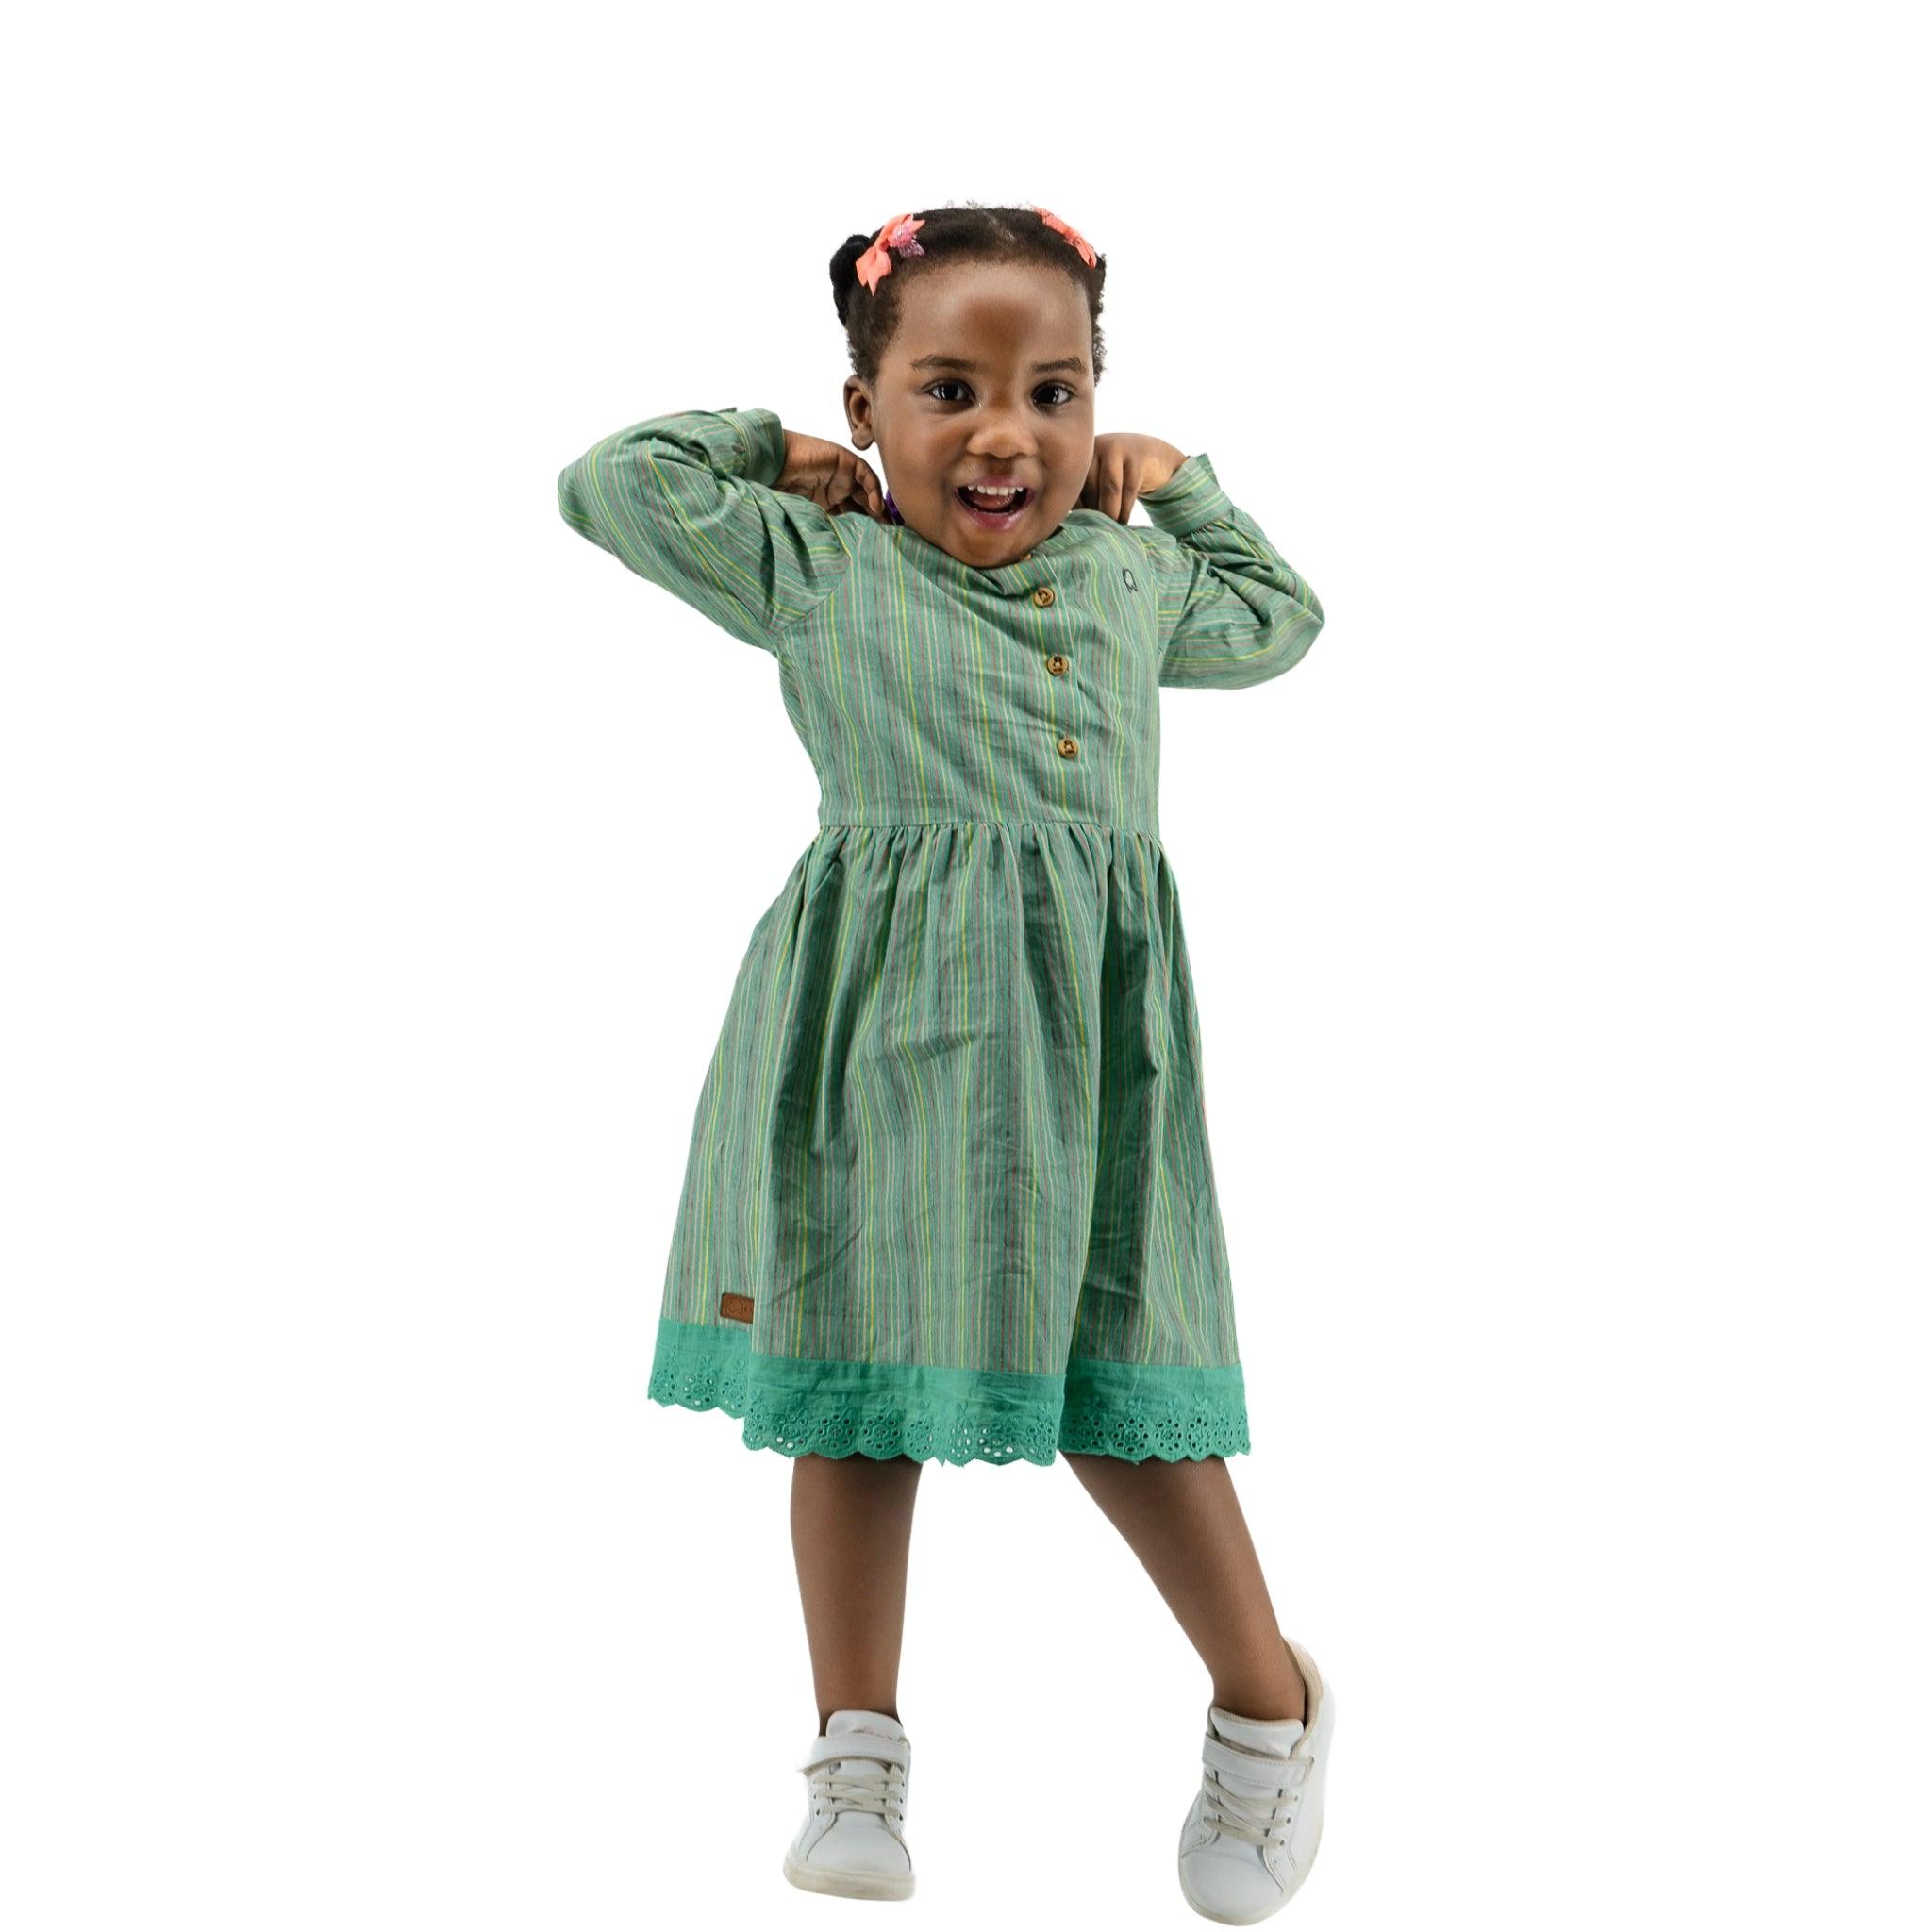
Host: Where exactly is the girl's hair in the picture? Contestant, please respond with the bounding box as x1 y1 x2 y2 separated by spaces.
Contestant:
829 202 1109 390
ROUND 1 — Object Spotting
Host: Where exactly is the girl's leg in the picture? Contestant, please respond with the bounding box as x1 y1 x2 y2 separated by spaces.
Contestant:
1062 1453 1307 1721
791 1452 924 1732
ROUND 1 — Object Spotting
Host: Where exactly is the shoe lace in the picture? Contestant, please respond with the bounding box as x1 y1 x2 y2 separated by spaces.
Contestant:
811 1757 906 1826
1204 1754 1309 1846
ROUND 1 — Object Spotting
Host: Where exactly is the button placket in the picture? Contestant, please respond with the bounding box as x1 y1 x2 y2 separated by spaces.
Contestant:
1007 556 1073 758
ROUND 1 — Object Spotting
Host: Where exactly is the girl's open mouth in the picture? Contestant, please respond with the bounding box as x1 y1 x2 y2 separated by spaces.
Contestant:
956 484 1032 529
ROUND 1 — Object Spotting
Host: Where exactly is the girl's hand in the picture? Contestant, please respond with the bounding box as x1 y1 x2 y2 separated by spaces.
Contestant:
1080 435 1191 523
778 431 889 521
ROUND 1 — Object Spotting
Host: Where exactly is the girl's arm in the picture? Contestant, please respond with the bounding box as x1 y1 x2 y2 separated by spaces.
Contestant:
557 408 853 653
1134 454 1325 689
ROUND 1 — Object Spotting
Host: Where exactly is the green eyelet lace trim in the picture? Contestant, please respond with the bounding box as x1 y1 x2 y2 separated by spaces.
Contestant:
647 1319 1251 1467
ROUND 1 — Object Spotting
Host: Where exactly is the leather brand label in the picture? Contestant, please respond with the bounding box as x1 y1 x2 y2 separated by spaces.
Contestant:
719 1292 755 1324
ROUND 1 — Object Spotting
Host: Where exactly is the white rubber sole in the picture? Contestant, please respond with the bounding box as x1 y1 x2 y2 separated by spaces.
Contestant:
782 1845 915 1901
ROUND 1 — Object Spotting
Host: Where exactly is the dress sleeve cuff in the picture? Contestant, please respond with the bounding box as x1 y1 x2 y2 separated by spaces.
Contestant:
1140 452 1234 537
721 407 789 488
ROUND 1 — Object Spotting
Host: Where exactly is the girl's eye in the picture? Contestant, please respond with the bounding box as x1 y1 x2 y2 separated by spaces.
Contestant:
925 380 1078 408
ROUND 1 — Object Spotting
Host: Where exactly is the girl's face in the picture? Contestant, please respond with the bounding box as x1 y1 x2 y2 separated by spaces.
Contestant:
843 259 1096 568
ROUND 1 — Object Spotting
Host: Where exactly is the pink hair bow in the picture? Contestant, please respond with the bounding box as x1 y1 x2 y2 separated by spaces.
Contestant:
856 213 926 293
1030 205 1098 268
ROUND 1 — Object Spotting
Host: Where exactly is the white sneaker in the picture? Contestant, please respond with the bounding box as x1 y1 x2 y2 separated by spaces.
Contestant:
782 1709 915 1901
1177 1635 1333 1924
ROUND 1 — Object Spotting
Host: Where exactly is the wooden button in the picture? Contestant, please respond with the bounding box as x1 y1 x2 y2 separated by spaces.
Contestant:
1057 733 1079 759
1046 653 1069 676
1032 585 1056 607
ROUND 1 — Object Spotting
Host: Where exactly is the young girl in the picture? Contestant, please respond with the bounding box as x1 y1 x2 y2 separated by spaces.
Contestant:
558 203 1335 1921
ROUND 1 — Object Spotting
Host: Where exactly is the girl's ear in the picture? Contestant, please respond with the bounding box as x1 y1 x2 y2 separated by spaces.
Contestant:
843 377 875 451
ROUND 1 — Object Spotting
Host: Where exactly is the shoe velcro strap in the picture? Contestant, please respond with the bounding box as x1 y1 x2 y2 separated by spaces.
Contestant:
800 1732 909 1774
1202 1732 1307 1787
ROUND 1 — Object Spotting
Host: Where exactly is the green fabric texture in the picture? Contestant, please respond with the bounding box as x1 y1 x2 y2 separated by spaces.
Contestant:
558 409 1324 1466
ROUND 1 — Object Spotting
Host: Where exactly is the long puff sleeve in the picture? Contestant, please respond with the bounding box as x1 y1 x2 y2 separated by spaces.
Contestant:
557 408 853 652
1133 453 1325 690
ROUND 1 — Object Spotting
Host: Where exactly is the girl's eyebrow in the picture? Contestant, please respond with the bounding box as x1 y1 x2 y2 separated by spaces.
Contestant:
910 354 1089 375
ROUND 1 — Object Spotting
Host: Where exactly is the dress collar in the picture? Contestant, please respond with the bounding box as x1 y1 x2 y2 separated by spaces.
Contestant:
889 510 1096 596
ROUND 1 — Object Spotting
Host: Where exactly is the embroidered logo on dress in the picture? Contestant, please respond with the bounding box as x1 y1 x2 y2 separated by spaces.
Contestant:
1123 565 1139 593
719 1292 754 1324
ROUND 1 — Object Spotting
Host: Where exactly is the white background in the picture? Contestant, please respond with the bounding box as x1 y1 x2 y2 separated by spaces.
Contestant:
6 5 1926 1926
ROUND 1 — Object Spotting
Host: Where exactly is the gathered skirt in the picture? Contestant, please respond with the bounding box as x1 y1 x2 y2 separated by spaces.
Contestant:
645 820 1252 1467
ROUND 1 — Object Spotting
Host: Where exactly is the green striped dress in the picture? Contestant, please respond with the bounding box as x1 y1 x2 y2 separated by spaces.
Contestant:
558 408 1324 1467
